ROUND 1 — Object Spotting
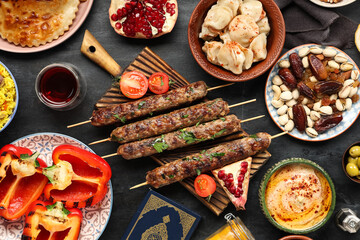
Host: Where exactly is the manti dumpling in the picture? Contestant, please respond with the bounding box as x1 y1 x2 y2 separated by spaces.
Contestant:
249 33 267 62
220 15 259 48
217 0 241 15
240 0 264 22
202 41 224 65
199 4 234 40
257 17 270 35
217 41 247 74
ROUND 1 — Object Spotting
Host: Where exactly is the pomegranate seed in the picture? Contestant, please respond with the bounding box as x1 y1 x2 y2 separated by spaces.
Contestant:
218 170 226 180
234 188 243 198
238 182 243 188
115 22 122 29
171 3 175 8
122 8 127 15
227 173 233 179
237 175 244 183
166 2 171 8
241 161 248 168
147 16 153 21
225 178 233 187
240 167 247 174
157 28 162 33
111 14 118 21
170 10 175 15
229 184 236 194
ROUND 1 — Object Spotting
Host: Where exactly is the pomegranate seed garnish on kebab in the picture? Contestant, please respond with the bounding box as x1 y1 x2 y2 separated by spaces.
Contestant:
109 0 178 38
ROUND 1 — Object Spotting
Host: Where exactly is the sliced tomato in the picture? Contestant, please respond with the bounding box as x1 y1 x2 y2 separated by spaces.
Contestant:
194 174 216 198
148 72 170 95
120 71 148 99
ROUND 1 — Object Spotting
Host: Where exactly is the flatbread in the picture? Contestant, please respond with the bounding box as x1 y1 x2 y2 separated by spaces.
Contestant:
0 0 80 47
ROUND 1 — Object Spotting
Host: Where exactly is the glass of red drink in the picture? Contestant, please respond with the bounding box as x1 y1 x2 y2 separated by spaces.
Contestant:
35 63 86 111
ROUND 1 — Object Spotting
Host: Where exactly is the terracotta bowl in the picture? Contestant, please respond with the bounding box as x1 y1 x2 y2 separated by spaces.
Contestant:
342 141 360 183
188 0 285 82
279 236 313 240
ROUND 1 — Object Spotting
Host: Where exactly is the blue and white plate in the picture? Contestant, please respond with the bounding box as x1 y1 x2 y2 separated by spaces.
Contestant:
265 44 360 141
0 133 113 240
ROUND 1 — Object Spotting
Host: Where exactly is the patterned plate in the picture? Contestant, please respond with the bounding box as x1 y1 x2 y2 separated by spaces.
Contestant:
0 132 113 240
265 44 360 141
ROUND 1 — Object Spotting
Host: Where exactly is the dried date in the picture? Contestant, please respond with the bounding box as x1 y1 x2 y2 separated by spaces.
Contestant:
314 114 343 133
314 81 343 95
297 82 315 99
292 104 307 132
308 54 328 80
289 53 304 79
279 68 297 90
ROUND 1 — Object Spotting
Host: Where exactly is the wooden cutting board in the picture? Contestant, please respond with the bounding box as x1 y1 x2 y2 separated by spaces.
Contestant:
94 46 271 215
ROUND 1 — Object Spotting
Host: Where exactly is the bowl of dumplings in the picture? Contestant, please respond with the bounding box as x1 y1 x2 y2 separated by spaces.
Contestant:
188 0 285 82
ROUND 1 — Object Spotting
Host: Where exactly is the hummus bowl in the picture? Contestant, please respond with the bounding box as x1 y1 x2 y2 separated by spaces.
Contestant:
259 158 336 234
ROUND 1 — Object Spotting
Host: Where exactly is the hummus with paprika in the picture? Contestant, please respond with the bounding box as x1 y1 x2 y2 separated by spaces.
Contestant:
265 163 332 230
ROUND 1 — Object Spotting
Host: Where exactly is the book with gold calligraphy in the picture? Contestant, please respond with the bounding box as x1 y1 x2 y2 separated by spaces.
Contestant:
121 189 201 240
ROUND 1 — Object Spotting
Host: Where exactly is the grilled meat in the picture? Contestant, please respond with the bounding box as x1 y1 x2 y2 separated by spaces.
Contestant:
110 98 229 143
91 81 208 126
146 132 271 188
118 115 242 160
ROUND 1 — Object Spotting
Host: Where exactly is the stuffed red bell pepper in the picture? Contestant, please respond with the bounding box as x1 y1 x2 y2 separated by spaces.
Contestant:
43 145 112 208
22 200 82 240
0 144 48 220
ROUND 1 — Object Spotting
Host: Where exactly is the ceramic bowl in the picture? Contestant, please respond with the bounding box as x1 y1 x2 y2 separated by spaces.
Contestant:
342 141 360 183
0 61 18 132
279 235 313 240
259 158 336 234
265 44 360 141
188 0 285 82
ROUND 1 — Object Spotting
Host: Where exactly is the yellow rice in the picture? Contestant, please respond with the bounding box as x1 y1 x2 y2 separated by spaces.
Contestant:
0 64 16 129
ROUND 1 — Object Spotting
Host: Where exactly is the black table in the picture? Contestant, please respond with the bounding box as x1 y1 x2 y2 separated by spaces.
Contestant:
1 1 360 239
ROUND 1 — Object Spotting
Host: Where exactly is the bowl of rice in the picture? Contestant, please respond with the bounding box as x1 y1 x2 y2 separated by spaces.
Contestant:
0 61 18 132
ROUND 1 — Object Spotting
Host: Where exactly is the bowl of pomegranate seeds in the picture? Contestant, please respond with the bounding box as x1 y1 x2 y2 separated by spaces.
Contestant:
109 0 178 39
188 0 285 82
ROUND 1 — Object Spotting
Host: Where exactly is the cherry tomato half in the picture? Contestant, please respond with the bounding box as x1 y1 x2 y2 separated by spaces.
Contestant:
148 72 170 95
120 71 148 99
194 174 216 198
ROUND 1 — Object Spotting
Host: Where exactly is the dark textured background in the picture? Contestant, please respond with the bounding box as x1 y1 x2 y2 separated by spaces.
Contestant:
1 0 360 239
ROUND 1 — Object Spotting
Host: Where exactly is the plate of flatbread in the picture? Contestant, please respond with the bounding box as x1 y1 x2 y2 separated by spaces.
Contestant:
0 0 93 53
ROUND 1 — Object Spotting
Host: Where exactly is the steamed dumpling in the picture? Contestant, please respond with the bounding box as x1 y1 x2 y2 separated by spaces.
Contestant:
257 16 270 35
249 33 267 62
240 0 263 22
217 0 241 15
199 25 218 40
239 45 254 70
217 41 246 74
226 15 259 48
199 5 234 40
202 41 224 65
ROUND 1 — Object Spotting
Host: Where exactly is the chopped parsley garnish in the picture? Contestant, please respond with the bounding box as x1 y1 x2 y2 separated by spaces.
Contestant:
190 87 194 92
169 79 175 86
196 169 201 176
113 114 126 123
212 129 226 139
211 152 225 157
138 101 146 109
220 117 226 121
200 150 206 154
178 130 205 144
249 134 260 141
160 77 164 86
182 114 189 118
165 96 170 100
149 112 153 116
169 174 174 178
152 135 169 153
111 135 124 142
182 157 190 161
196 121 201 127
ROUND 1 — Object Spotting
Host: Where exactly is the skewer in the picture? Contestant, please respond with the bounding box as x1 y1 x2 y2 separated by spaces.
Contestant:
100 115 264 159
271 131 288 139
67 120 91 128
67 82 237 128
129 131 287 190
207 83 234 91
88 99 257 145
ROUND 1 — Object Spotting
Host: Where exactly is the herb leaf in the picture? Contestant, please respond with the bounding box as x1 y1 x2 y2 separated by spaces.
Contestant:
113 114 126 123
178 130 204 144
211 152 225 157
196 169 201 176
182 114 189 118
220 117 226 121
169 79 175 86
152 135 169 153
138 101 146 109
212 129 226 139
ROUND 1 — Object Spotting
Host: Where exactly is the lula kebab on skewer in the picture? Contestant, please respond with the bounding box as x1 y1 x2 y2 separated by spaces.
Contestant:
102 115 265 159
89 98 256 145
129 132 287 190
67 81 234 128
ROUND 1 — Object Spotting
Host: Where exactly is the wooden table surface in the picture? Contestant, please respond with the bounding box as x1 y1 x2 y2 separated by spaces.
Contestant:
1 0 360 239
